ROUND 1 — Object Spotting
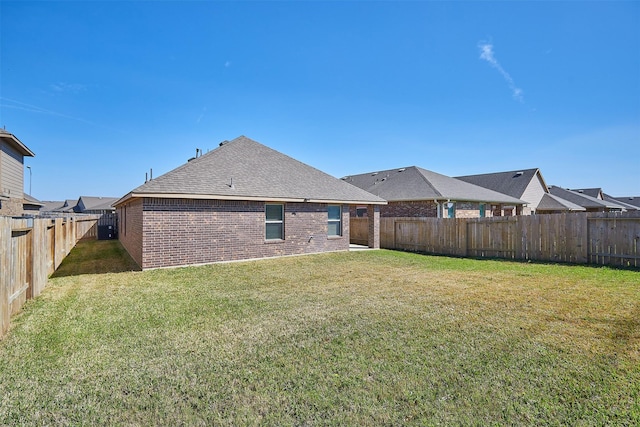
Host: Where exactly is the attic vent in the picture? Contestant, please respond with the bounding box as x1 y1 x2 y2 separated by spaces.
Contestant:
371 172 378 176
578 190 584 193
514 171 523 177
341 176 349 180
398 168 406 172
219 140 229 147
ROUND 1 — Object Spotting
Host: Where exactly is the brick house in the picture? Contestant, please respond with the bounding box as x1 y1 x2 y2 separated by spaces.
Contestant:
0 129 35 216
343 166 525 219
114 136 386 269
456 168 549 215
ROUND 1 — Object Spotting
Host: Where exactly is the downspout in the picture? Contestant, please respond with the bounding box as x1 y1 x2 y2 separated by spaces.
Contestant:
434 199 441 218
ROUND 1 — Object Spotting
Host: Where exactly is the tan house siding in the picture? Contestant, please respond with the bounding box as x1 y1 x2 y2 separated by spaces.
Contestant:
123 198 350 269
0 141 24 200
0 141 25 216
521 173 547 214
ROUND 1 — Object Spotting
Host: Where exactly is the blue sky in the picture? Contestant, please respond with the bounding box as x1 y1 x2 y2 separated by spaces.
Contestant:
1 0 639 201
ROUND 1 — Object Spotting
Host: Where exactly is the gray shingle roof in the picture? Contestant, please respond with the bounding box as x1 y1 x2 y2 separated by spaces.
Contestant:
117 136 385 205
343 166 526 205
570 188 603 199
612 195 640 209
455 168 545 199
604 194 639 210
548 186 627 210
536 193 586 212
78 196 118 211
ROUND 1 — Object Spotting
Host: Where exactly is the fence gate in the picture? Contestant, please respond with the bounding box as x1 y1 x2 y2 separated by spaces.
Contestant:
97 213 118 240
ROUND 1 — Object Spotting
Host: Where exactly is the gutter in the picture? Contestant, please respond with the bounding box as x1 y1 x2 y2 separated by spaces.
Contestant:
114 192 387 208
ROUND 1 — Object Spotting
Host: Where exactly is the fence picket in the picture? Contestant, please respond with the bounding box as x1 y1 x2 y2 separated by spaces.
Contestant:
351 212 640 268
1 215 101 340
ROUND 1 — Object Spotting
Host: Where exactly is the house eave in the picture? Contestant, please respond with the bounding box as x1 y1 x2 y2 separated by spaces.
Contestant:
114 192 387 207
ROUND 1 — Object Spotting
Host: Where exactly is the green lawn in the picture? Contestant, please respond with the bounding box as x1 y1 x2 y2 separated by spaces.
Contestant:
1 240 638 425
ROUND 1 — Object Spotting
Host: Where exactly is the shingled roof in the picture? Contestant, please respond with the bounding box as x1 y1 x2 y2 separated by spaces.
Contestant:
343 166 525 205
536 193 586 212
455 168 546 199
116 136 386 205
548 186 628 210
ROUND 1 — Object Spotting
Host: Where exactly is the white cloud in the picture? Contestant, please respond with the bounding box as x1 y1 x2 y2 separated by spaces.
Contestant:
50 82 87 93
478 42 524 102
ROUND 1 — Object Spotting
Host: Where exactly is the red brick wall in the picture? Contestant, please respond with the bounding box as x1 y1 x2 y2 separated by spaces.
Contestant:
117 198 143 267
351 200 496 219
124 198 349 269
381 201 439 217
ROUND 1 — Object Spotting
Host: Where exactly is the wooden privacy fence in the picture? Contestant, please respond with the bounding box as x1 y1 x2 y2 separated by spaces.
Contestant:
352 212 640 267
0 215 100 339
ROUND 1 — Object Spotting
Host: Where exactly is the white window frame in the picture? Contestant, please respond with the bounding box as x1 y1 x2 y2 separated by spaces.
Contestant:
265 204 284 240
327 205 342 237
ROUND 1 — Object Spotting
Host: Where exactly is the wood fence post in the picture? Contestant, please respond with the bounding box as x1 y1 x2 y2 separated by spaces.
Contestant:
0 217 10 339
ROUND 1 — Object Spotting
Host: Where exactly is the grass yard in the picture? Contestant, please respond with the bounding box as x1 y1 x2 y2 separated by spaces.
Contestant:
1 240 638 425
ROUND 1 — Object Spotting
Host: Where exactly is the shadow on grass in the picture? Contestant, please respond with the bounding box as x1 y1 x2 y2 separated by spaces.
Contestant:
51 239 141 278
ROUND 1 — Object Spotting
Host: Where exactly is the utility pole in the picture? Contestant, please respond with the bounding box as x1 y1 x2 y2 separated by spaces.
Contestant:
26 166 32 195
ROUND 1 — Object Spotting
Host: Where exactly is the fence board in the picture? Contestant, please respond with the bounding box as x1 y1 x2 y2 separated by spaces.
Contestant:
1 215 102 340
353 212 640 268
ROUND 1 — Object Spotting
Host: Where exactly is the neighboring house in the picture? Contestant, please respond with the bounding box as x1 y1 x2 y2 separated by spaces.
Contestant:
343 166 526 218
40 196 118 215
612 195 640 210
23 193 44 214
455 168 548 215
572 189 638 212
75 196 118 214
548 186 628 212
0 128 35 216
535 193 586 214
114 136 386 269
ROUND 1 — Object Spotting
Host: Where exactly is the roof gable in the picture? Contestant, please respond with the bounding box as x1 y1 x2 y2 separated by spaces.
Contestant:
344 166 526 204
455 168 546 199
118 136 385 205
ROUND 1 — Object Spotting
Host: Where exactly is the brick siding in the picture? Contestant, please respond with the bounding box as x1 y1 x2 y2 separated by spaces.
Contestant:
0 198 25 216
351 200 503 219
117 198 144 267
119 198 350 269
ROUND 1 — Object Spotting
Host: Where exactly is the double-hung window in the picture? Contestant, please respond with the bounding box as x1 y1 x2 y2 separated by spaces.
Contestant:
265 204 284 240
327 205 342 237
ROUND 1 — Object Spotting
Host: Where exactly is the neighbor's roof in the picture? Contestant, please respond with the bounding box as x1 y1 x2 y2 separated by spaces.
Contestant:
548 186 628 210
570 188 603 199
604 194 639 211
23 193 44 207
0 129 35 157
78 196 118 211
343 166 526 205
455 168 547 199
612 195 640 209
116 136 386 205
536 193 586 212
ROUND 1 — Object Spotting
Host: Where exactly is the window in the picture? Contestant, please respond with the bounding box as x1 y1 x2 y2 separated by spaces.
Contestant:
447 202 456 218
479 203 486 218
265 204 284 240
328 205 342 236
